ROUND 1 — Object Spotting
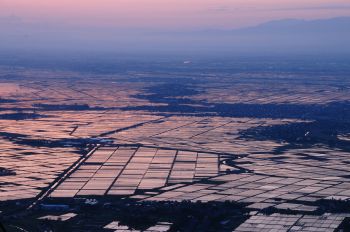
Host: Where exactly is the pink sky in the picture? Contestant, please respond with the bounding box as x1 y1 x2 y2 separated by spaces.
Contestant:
1 0 350 29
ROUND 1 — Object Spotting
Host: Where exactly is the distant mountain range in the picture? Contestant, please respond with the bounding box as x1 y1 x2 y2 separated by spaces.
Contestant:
197 17 350 36
234 17 350 35
1 16 349 54
191 17 350 54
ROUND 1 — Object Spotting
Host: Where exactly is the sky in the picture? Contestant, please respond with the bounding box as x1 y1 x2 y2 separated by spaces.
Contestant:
0 0 349 55
1 0 350 29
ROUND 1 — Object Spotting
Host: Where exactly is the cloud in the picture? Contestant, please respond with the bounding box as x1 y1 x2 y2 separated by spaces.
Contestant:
206 4 350 14
271 4 350 11
208 6 230 12
206 5 257 13
0 15 22 24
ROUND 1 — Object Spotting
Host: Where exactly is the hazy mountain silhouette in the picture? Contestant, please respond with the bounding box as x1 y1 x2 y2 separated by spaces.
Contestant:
233 17 350 35
0 16 349 55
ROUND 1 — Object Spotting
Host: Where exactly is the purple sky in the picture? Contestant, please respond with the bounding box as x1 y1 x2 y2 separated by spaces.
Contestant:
1 0 350 29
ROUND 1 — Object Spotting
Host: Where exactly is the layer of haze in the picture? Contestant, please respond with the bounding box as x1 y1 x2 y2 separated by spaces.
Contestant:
1 0 350 56
2 0 350 29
